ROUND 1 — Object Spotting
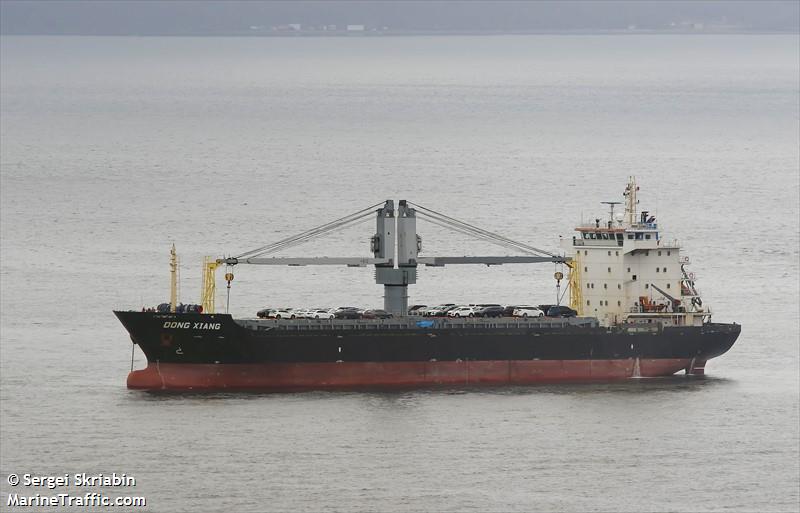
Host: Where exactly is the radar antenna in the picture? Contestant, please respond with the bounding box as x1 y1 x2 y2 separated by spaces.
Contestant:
601 201 622 228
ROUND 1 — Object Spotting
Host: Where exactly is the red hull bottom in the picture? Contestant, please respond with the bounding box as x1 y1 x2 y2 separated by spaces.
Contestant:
127 359 701 390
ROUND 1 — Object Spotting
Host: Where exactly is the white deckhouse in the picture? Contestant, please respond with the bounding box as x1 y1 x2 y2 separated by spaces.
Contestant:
564 178 707 327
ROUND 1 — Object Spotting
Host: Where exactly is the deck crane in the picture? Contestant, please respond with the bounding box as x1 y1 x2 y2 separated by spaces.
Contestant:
204 200 570 315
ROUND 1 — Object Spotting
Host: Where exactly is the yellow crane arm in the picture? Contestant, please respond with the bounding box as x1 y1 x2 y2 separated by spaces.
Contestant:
201 257 219 314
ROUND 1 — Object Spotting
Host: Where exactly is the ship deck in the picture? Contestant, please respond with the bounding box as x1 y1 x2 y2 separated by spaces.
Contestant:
235 316 600 332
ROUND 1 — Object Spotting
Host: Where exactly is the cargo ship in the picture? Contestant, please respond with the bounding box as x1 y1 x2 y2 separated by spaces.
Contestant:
115 178 740 390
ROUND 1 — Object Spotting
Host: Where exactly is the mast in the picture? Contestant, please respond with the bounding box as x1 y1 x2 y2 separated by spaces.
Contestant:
169 244 178 313
623 176 639 226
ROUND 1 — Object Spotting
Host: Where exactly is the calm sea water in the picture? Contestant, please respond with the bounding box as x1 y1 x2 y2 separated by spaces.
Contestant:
1 35 798 512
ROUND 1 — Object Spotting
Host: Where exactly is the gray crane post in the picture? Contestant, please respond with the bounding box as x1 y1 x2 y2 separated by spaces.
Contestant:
373 200 418 316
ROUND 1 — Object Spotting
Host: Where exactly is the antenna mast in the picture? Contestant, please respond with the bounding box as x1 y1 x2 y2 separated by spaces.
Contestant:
169 244 178 313
623 176 639 225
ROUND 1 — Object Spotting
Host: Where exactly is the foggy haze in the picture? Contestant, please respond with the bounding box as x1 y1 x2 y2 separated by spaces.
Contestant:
1 0 798 36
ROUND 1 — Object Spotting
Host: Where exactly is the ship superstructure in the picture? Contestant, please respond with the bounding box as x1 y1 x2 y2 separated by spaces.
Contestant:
564 177 706 327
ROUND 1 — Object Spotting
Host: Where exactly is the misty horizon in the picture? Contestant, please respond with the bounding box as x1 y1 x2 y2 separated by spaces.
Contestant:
1 1 798 36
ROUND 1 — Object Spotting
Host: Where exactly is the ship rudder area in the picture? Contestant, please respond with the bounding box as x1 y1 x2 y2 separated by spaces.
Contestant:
684 357 707 376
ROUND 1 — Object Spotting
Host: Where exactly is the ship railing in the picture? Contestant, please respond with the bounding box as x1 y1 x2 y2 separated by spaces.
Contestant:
237 316 598 331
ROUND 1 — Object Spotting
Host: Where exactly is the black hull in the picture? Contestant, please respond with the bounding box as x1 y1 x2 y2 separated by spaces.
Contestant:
115 311 740 390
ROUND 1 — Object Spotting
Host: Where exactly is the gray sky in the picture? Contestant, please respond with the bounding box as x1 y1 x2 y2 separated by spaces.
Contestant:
1 1 798 35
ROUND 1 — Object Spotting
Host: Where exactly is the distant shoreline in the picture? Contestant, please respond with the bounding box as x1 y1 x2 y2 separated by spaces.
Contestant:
2 29 798 37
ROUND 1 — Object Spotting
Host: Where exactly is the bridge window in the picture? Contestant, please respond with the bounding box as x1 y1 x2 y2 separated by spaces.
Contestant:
645 234 651 239
635 233 643 240
582 232 589 239
628 234 634 239
667 251 671 256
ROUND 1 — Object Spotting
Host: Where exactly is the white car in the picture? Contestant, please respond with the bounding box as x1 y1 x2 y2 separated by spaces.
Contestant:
309 309 335 319
290 308 310 318
513 306 544 318
270 308 296 319
448 306 477 318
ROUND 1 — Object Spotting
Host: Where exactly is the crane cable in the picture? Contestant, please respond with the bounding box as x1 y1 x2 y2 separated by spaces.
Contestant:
234 200 562 261
235 201 385 259
418 215 543 256
408 202 558 257
241 215 374 260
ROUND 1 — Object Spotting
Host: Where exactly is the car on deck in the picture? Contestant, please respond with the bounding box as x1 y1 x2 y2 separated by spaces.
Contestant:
474 305 505 317
546 305 578 318
512 306 545 318
448 306 478 318
361 309 393 319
